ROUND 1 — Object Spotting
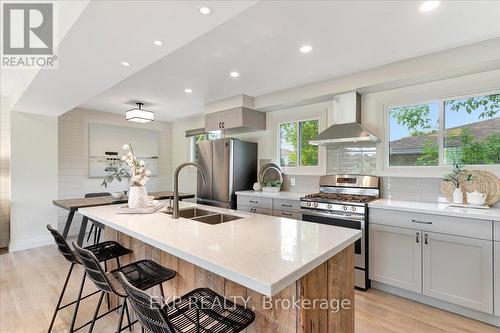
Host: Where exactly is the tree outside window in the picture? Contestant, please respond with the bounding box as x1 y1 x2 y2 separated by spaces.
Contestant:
280 120 319 167
388 93 499 166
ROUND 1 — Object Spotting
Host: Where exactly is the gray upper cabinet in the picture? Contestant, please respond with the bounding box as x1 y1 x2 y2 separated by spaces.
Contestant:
204 107 266 133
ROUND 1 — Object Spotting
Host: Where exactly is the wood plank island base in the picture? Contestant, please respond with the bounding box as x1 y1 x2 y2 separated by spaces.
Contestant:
105 227 355 333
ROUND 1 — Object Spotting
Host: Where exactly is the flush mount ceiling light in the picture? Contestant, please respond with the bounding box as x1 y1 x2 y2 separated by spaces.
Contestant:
153 40 163 46
419 1 440 12
199 6 211 15
126 103 154 123
230 71 240 78
299 45 313 53
121 61 131 67
184 88 193 93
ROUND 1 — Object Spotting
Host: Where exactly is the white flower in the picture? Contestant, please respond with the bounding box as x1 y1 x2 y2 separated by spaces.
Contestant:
139 160 145 166
139 167 144 173
145 170 152 176
121 155 127 160
122 144 130 150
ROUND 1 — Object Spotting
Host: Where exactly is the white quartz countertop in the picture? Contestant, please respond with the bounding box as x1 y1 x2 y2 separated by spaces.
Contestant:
235 190 306 200
79 201 360 296
369 199 500 221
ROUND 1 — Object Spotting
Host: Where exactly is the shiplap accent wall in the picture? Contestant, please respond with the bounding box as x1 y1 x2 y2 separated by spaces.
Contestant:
0 99 10 248
58 108 173 235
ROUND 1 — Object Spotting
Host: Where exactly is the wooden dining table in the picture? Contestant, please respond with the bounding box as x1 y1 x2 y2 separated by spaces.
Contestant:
53 191 195 245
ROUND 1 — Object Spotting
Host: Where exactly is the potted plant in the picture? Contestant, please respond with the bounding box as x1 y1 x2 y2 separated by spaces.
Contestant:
262 179 282 193
443 162 473 204
102 143 152 209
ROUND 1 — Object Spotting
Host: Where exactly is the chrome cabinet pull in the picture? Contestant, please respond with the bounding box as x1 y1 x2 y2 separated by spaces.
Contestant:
282 212 292 216
221 121 225 129
249 200 258 204
281 204 293 208
424 233 429 245
411 219 432 225
416 232 420 243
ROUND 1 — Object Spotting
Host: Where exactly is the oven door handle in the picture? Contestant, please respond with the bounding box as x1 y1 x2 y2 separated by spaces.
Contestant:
300 209 365 221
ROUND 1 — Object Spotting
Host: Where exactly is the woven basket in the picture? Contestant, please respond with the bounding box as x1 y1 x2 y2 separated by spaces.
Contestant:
440 170 500 206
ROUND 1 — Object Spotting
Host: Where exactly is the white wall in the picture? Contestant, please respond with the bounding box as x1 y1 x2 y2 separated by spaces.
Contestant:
10 111 58 251
0 97 11 248
171 115 204 194
58 108 173 235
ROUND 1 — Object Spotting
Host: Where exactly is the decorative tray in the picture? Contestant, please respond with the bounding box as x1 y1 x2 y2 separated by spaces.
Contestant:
117 201 166 214
449 203 489 210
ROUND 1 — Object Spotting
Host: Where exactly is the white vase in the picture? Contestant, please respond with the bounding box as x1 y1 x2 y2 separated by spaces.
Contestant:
452 187 463 204
128 186 149 209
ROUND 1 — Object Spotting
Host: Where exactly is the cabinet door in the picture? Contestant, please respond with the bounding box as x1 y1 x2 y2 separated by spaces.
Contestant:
237 205 273 216
495 242 500 316
423 232 493 313
205 112 222 131
221 108 243 129
369 224 422 293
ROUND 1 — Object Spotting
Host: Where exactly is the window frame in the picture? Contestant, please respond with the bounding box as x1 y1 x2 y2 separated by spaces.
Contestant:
385 89 500 170
278 119 320 168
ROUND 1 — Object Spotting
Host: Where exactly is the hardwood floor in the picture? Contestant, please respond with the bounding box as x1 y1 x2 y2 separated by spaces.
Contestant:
1 244 499 333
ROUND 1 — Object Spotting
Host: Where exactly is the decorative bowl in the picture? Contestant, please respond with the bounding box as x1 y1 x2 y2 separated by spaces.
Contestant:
111 192 124 199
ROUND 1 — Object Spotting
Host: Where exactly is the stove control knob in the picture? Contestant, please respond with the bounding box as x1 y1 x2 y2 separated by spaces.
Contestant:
351 206 357 212
313 202 319 208
306 202 311 207
342 206 348 211
327 204 332 209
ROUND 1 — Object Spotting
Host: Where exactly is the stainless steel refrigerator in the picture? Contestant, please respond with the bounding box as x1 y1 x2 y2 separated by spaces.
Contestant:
195 138 257 209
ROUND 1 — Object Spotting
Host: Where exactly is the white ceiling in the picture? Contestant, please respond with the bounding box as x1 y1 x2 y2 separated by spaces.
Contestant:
10 1 500 121
9 0 256 114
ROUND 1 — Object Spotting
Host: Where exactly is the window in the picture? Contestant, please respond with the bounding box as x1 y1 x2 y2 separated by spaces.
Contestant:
279 120 319 167
444 93 499 165
387 92 500 167
388 102 439 166
189 132 221 161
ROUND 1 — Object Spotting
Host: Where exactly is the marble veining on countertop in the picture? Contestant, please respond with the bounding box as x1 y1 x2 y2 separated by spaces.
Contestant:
235 190 307 200
370 199 500 221
79 201 360 296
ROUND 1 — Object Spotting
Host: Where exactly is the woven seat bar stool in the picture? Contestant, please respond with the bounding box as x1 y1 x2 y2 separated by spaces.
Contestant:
46 224 131 333
117 272 255 333
72 242 177 333
84 192 111 244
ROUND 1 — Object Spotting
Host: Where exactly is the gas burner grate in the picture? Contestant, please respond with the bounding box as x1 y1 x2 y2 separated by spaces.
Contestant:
304 192 376 203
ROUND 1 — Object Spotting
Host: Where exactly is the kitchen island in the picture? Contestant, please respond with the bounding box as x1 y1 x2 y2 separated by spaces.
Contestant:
79 201 361 333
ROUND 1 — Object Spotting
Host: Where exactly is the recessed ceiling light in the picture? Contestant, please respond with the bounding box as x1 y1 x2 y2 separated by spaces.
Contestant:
300 45 313 53
230 71 240 78
121 61 130 67
199 6 211 15
153 40 163 46
419 1 440 12
184 88 193 93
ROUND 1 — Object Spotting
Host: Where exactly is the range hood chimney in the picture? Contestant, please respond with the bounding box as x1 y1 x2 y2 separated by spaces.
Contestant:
309 92 379 145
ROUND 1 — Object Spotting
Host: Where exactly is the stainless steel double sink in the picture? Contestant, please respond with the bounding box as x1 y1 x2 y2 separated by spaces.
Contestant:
164 207 242 225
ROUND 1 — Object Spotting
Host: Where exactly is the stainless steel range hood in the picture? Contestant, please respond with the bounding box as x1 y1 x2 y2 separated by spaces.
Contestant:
309 92 379 145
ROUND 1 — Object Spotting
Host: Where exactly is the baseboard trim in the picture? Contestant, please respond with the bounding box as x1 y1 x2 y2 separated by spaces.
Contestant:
9 236 55 252
371 281 500 327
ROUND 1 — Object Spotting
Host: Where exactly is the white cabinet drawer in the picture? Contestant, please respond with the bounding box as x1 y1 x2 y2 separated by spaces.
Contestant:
273 199 300 213
237 196 273 209
274 210 301 220
370 208 492 240
237 205 273 216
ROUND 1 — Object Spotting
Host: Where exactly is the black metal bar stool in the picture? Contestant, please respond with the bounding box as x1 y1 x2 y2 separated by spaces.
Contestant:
117 272 255 333
84 192 111 244
46 224 131 333
72 242 177 333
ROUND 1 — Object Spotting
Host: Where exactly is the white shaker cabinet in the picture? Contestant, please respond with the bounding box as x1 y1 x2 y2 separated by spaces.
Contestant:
369 224 422 293
495 241 500 316
422 232 493 313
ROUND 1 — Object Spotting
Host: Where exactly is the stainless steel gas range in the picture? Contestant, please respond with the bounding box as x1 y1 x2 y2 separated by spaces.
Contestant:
300 174 380 290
